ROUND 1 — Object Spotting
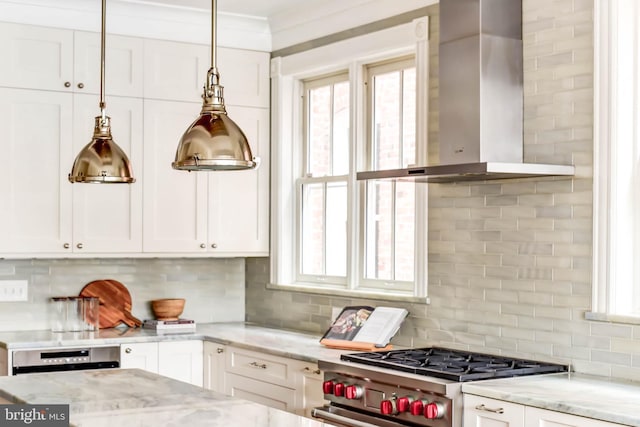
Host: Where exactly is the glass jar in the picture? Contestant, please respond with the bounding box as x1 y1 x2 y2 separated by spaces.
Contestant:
82 296 100 331
50 297 68 332
66 297 84 332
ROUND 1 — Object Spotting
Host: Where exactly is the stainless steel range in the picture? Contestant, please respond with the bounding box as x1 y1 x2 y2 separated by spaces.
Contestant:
312 347 568 427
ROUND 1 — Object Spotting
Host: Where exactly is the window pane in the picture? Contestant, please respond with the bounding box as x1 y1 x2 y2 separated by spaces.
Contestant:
403 68 416 167
373 71 401 170
326 182 347 276
395 181 415 281
332 81 350 175
301 183 324 275
365 181 393 280
308 86 331 177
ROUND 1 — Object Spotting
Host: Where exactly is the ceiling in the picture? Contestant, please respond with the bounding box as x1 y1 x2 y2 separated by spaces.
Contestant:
132 0 307 19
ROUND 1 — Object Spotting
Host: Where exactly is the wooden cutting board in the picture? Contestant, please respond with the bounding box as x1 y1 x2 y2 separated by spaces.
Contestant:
79 279 142 329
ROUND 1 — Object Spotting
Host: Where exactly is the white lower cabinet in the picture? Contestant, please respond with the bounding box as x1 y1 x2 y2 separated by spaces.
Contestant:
120 341 203 386
203 343 324 418
464 394 626 427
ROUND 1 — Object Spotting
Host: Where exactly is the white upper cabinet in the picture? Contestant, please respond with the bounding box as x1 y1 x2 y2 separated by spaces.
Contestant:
217 48 270 108
0 88 73 254
0 23 143 97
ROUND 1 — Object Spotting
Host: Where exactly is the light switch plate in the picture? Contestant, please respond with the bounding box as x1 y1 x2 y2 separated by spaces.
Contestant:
0 280 28 302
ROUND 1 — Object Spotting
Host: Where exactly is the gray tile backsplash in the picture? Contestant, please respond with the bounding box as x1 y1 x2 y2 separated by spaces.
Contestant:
0 258 245 331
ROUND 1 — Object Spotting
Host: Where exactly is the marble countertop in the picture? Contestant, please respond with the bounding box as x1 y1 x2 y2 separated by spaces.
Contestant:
0 322 347 363
0 368 329 427
462 373 640 426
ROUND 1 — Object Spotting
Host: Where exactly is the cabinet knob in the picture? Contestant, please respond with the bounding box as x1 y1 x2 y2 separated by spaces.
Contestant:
216 348 224 354
63 243 70 249
64 81 71 88
76 243 83 249
77 82 84 89
125 347 132 354
211 243 217 249
200 243 206 249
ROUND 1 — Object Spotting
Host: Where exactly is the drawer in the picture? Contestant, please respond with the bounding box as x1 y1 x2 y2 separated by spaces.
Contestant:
225 346 296 388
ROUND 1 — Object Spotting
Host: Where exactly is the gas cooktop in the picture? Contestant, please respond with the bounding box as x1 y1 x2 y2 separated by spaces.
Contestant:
340 347 568 382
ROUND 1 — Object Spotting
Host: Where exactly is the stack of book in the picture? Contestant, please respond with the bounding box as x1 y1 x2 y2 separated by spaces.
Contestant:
142 318 196 332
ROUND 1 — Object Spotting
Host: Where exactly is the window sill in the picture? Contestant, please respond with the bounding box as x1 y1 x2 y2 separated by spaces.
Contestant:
266 282 430 304
585 311 640 325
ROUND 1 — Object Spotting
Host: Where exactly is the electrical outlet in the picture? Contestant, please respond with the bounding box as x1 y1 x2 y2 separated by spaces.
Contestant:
0 280 28 302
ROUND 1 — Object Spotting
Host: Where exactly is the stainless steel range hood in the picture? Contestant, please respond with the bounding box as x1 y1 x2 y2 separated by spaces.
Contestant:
357 0 575 183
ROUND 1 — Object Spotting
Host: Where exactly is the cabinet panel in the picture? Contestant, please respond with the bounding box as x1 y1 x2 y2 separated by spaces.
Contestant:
142 99 208 253
0 88 73 253
0 23 73 92
143 39 208 102
158 340 203 387
218 48 270 108
120 342 159 373
71 94 143 253
203 342 226 393
225 372 295 412
73 32 144 97
292 360 325 418
208 106 269 255
525 407 624 427
464 394 525 427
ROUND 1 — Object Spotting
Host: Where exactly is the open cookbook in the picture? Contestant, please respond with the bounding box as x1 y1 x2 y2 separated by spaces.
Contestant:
319 306 409 351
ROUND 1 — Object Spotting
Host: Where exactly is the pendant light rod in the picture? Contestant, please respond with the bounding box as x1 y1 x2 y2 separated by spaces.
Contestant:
211 0 217 71
99 0 106 117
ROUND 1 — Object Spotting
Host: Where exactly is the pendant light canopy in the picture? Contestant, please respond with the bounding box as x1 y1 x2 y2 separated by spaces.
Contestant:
69 0 134 184
172 0 257 171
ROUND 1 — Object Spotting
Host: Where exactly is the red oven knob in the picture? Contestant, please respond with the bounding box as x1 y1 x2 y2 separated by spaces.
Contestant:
410 399 427 416
322 380 334 395
425 402 445 419
397 396 414 413
345 385 363 400
333 383 345 397
380 399 399 415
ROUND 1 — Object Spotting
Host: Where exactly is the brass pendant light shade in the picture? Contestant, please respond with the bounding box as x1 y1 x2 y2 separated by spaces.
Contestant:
69 0 135 184
172 0 256 171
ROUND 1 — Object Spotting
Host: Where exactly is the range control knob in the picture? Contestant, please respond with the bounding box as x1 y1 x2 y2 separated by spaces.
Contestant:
397 396 414 413
380 399 398 416
333 383 345 397
425 402 445 419
345 385 363 400
410 400 428 416
322 380 334 395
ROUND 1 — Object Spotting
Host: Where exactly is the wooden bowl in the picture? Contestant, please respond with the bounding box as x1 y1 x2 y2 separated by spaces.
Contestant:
151 298 185 321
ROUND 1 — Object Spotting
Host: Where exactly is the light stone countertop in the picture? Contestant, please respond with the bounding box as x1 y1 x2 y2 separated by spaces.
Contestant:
0 368 330 427
462 372 640 426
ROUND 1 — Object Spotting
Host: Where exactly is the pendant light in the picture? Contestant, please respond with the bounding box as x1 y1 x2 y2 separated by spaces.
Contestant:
172 0 257 171
68 0 135 183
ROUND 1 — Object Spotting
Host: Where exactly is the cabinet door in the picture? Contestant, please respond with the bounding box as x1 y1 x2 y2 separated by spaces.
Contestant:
292 360 325 418
120 342 159 373
218 48 270 108
73 32 144 97
0 23 74 92
142 99 208 253
203 342 226 393
0 88 73 254
208 106 270 255
158 340 203 387
224 372 296 412
143 39 208 102
525 407 624 427
464 394 525 427
71 94 143 253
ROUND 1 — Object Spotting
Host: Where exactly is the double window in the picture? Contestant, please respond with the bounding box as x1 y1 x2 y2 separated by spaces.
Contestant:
270 18 429 300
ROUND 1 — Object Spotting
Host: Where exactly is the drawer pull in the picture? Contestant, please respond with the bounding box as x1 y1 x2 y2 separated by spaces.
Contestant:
475 404 504 414
304 367 321 375
249 361 267 369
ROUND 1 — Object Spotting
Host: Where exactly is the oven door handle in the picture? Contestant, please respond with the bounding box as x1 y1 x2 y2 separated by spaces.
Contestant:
312 408 382 427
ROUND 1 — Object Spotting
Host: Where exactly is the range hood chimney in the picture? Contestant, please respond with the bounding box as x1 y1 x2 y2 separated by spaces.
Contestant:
357 0 574 183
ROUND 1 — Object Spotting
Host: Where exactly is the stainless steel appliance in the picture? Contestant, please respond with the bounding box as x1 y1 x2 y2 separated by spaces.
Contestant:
312 347 568 427
12 346 120 375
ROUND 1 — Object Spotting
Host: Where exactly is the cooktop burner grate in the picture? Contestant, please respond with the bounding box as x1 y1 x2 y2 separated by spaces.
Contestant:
340 347 568 382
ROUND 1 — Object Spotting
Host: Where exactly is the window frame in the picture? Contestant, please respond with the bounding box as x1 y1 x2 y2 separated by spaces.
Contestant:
269 17 430 302
590 0 640 324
